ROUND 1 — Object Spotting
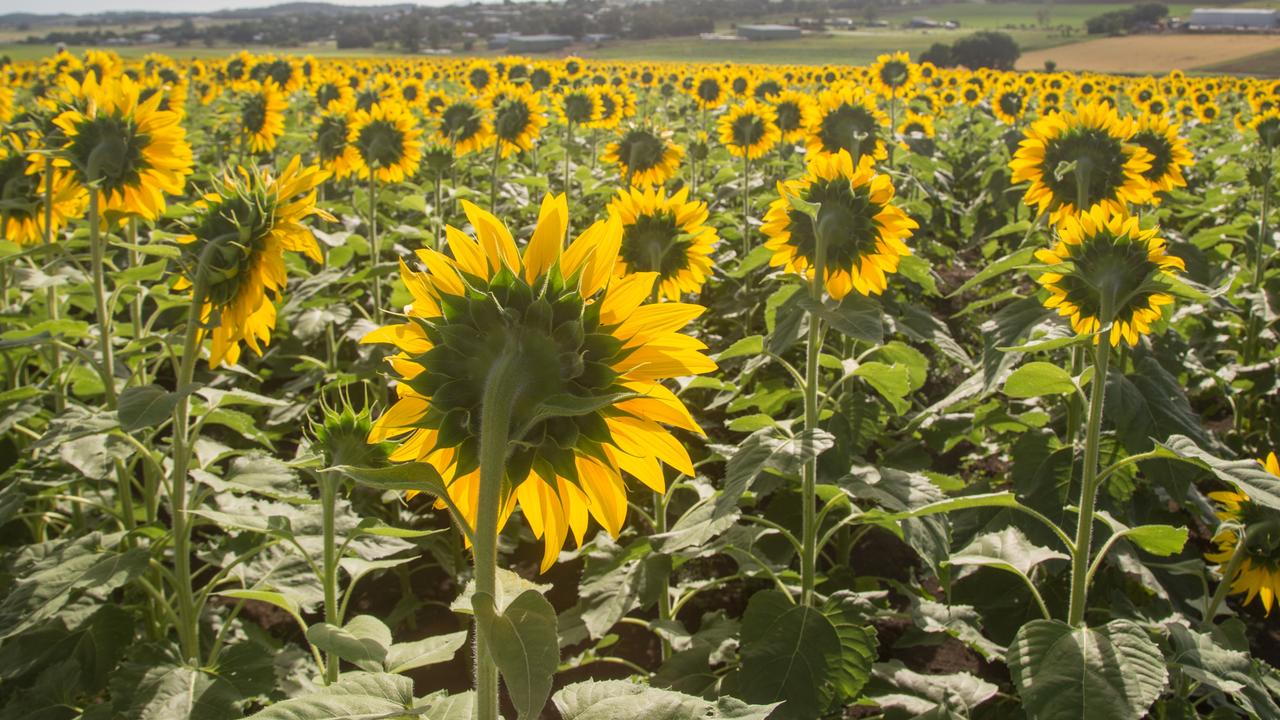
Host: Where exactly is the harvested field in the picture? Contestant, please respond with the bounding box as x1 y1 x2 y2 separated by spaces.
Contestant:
1016 33 1280 74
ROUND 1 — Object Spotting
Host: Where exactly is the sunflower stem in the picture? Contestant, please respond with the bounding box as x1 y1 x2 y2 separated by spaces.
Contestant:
490 141 502 213
44 166 64 414
741 152 751 257
473 343 522 720
88 191 118 406
320 469 341 684
368 171 381 321
654 487 673 662
800 208 831 607
170 264 211 664
1066 294 1112 628
128 217 147 386
1245 158 1272 364
1201 526 1248 628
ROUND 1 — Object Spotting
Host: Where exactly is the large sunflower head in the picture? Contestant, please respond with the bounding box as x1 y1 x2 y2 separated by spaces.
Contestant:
1248 109 1280 151
176 156 333 368
869 52 919 99
1009 102 1153 224
436 98 494 157
691 70 726 110
762 149 917 299
350 101 423 183
586 88 624 130
0 132 86 246
314 103 359 181
236 80 287 154
607 185 719 300
362 194 716 571
53 72 193 222
806 85 890 164
717 99 781 160
993 87 1026 125
487 83 547 158
1130 113 1194 198
556 87 600 126
1034 206 1183 346
602 127 684 188
772 89 819 142
1205 453 1280 616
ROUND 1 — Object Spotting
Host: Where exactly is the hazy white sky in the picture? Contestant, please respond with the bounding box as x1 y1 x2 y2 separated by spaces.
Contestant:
4 0 496 16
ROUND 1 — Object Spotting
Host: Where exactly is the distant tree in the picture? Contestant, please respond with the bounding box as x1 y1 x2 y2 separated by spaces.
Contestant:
1044 59 1057 72
336 25 373 49
400 9 424 53
951 31 1020 70
427 21 445 49
920 41 954 67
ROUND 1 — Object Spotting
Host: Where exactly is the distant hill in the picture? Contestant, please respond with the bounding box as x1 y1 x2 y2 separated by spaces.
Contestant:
1 1 447 26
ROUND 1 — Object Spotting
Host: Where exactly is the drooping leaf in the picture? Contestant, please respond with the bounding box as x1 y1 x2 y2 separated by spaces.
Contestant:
473 590 559 720
1007 619 1168 720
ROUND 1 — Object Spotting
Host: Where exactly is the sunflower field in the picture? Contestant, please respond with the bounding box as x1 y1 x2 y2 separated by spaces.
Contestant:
1 47 1280 720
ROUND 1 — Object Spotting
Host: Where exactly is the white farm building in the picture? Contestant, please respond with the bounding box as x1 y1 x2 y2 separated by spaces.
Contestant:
1187 8 1278 31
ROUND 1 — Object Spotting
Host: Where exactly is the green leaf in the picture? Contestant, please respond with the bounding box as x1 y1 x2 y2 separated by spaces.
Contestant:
947 526 1068 577
713 429 835 516
1003 362 1077 398
451 568 551 616
385 630 467 674
331 462 448 499
820 594 877 702
305 616 391 673
738 589 841 719
217 589 302 620
552 679 779 720
245 671 418 719
949 245 1037 297
1166 624 1280 718
0 534 148 640
1007 619 1167 720
117 384 181 432
1118 525 1188 557
871 491 1022 522
851 361 911 414
421 691 476 719
1158 435 1280 511
800 293 884 344
718 335 764 361
473 590 559 720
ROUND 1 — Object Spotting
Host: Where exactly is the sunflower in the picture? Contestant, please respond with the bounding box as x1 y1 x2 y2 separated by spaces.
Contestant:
718 99 781 160
1205 453 1280 616
488 84 547 158
762 149 917 299
1130 114 1194 198
314 103 360 181
437 98 493 157
1248 109 1280 150
0 133 85 246
176 156 333 368
362 194 716 571
349 101 423 183
993 87 1027 125
897 111 936 140
587 88 624 131
54 72 193 222
556 88 600 126
465 60 495 94
236 80 287 154
1034 206 1183 346
691 70 726 110
311 74 353 111
1009 102 1153 224
869 52 919 99
607 185 719 300
772 89 819 142
602 127 684 188
1197 102 1221 124
806 85 890 164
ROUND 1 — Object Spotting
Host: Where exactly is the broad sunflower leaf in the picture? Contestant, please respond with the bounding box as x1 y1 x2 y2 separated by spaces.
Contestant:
553 679 779 720
384 630 468 674
306 616 391 673
1158 435 1280 511
244 671 419 720
737 589 842 719
1007 619 1167 720
1002 362 1078 398
473 590 559 720
331 462 449 500
117 383 185 432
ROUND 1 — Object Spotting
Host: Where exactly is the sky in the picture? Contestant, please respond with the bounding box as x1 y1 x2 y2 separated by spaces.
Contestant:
4 0 508 17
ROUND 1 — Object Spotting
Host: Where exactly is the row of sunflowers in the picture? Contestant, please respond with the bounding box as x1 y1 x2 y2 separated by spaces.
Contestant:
1 47 1279 719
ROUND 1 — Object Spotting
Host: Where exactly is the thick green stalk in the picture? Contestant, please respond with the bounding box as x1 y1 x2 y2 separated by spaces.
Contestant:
654 488 673 661
321 471 340 684
1201 527 1248 627
44 169 64 413
128 218 147 385
490 141 502 212
88 192 117 405
473 344 522 720
1245 160 1272 363
800 213 830 607
741 152 751 257
1066 298 1112 628
368 171 381 320
169 270 210 663
563 122 573 204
